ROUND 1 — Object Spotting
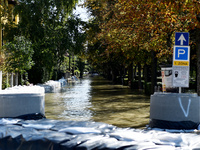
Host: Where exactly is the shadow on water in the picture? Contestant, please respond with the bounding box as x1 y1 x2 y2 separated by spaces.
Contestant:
45 75 150 129
90 76 150 128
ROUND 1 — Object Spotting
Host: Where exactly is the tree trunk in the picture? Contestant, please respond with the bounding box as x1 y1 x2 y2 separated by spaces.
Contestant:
138 63 142 89
151 51 157 94
144 64 148 83
69 55 71 72
111 68 117 83
197 13 200 96
143 64 149 94
128 62 133 87
197 28 200 95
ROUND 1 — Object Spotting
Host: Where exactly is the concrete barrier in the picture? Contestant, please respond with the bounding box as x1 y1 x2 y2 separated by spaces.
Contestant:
0 86 45 118
38 80 62 93
58 78 67 87
45 80 61 92
149 92 200 129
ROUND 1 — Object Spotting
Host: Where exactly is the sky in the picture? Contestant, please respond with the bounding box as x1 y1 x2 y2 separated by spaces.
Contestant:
73 0 91 22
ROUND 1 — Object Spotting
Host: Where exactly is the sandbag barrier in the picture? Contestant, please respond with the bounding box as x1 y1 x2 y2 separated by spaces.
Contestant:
0 118 200 149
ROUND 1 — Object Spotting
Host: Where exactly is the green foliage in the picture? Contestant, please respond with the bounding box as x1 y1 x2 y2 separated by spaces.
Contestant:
60 55 70 72
3 0 88 83
2 36 34 74
67 15 87 55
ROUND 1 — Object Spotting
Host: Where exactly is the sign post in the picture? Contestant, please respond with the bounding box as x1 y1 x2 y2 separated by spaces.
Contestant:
173 32 190 92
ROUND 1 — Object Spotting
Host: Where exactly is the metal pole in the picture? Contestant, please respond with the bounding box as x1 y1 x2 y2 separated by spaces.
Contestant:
10 73 13 87
179 87 181 93
6 73 8 88
15 72 18 86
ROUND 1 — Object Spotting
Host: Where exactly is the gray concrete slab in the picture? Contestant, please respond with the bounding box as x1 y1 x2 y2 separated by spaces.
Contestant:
150 92 200 129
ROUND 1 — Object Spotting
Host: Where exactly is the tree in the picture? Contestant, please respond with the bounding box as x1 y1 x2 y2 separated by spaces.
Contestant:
196 13 200 95
2 36 34 73
85 0 200 93
3 0 80 83
2 36 34 84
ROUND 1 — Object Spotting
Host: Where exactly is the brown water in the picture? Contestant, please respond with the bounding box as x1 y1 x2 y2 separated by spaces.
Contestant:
45 76 150 128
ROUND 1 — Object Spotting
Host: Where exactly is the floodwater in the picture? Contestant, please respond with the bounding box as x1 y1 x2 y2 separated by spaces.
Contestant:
45 76 150 128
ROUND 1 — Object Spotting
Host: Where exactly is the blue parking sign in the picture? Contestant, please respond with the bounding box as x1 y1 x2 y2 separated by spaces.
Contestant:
174 46 189 61
175 32 189 46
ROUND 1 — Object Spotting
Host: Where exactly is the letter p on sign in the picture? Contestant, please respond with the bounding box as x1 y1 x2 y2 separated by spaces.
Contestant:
178 49 185 58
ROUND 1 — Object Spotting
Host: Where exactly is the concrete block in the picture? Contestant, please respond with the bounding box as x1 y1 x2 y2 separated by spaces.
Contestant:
0 86 45 118
150 92 200 129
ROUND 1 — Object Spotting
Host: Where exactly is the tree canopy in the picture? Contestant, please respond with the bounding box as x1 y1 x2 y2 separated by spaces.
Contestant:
2 36 34 73
2 0 86 84
84 0 200 92
86 0 200 59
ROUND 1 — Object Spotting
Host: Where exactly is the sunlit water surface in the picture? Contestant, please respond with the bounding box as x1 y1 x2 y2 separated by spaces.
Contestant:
45 76 150 128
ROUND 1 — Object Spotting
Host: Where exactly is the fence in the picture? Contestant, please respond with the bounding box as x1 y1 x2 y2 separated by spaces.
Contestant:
0 71 19 90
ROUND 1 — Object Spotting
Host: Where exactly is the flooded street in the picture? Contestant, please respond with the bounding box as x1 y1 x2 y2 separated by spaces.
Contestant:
45 76 150 128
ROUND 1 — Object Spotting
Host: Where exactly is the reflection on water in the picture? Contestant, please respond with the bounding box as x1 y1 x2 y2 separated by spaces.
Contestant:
45 80 92 121
45 76 150 128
